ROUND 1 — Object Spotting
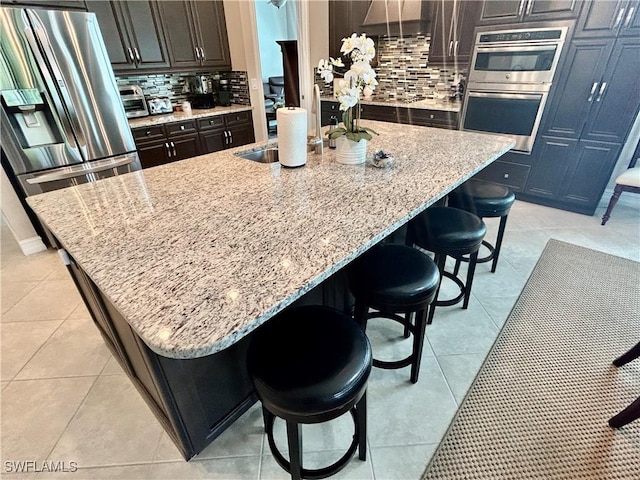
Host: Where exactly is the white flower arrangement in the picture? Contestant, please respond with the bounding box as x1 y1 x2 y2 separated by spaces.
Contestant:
318 33 378 143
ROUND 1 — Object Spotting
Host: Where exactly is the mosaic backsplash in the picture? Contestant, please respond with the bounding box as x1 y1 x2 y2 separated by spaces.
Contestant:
316 35 466 102
116 71 251 106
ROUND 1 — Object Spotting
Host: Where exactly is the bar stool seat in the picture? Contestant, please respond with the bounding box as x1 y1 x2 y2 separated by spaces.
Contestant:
247 306 372 480
407 206 486 324
448 179 515 273
348 244 440 383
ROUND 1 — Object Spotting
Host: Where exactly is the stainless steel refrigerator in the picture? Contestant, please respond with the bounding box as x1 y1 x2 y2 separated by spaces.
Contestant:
0 6 140 197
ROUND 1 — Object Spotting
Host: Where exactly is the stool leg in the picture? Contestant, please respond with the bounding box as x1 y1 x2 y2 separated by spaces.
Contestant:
356 392 367 461
354 299 369 330
410 308 428 383
453 257 462 277
428 254 447 324
491 215 509 273
463 251 479 309
286 420 303 480
403 312 412 338
613 341 640 367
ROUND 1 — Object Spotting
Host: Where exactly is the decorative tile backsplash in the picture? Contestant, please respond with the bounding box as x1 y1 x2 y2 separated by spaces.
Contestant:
116 71 251 106
316 35 466 102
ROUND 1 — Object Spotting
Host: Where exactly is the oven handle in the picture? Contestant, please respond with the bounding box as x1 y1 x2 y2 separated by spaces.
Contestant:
476 45 557 54
467 91 542 101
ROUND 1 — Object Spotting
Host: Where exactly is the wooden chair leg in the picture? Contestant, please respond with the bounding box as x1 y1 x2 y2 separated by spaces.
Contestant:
601 185 623 225
609 396 640 428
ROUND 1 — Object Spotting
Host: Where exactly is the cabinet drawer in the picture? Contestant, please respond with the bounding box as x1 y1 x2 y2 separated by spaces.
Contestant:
132 125 165 143
225 111 252 126
197 116 225 131
167 120 197 137
473 160 530 192
409 109 458 128
321 101 340 113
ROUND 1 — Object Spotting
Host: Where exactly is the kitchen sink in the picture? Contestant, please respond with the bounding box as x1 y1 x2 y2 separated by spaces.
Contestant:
234 147 279 163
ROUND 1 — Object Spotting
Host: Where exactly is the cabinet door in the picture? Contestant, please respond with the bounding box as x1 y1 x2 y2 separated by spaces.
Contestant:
582 37 640 145
88 1 135 70
478 1 523 24
619 1 640 37
454 1 480 65
200 129 227 154
524 136 577 199
540 38 612 140
427 0 456 64
171 135 200 161
192 1 231 70
524 0 579 21
138 141 170 169
558 140 622 211
575 0 627 38
124 1 169 70
227 124 255 149
158 1 200 68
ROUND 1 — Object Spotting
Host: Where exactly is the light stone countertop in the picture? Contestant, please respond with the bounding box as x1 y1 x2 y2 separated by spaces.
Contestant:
27 121 514 359
128 105 253 129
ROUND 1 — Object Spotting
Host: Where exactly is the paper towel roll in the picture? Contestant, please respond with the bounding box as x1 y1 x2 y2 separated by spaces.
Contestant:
277 107 307 168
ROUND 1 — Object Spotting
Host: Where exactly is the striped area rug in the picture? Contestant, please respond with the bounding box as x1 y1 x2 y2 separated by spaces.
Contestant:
423 239 640 479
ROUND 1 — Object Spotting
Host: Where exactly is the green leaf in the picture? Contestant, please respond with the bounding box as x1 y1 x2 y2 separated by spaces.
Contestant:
326 127 347 139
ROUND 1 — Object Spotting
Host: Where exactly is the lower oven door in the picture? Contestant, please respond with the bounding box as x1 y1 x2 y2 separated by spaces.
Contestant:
461 85 549 153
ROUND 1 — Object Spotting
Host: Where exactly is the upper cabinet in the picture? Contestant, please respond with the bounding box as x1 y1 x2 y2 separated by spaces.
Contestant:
329 1 371 56
428 0 480 66
88 1 170 72
2 0 86 9
477 0 579 25
574 0 640 38
158 1 231 71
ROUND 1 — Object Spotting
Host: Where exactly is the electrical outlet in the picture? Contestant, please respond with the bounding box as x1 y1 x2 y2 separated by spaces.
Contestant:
250 78 259 90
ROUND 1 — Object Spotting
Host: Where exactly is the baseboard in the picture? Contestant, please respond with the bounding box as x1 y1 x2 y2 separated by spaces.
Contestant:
19 236 47 255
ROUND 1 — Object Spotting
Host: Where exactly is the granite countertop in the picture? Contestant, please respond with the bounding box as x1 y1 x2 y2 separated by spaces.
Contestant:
128 105 253 129
322 96 461 113
27 121 513 359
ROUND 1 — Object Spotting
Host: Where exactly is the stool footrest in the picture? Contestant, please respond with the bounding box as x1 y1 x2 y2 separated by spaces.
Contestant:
364 311 417 371
455 240 495 265
266 406 362 479
433 270 465 307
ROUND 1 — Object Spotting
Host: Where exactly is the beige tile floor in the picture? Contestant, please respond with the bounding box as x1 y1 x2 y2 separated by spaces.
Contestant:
1 197 639 479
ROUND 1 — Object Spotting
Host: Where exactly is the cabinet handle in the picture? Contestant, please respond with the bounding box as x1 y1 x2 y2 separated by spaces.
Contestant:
165 142 171 157
228 130 233 145
223 130 229 145
127 47 135 64
194 47 201 62
503 173 510 179
454 40 459 56
146 130 151 136
517 0 525 16
180 125 185 130
613 7 625 29
448 40 453 56
587 82 599 102
624 7 635 28
133 47 140 63
595 82 607 102
199 47 205 62
525 0 533 15
170 141 176 157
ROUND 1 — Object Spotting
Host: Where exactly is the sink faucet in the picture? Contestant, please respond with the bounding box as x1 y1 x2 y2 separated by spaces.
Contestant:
308 84 323 155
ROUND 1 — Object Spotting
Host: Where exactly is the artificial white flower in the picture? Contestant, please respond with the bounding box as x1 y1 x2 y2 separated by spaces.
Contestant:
337 87 359 111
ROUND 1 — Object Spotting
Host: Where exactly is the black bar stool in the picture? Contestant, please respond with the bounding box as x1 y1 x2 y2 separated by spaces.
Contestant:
347 244 440 383
407 206 486 324
448 179 515 273
247 306 372 480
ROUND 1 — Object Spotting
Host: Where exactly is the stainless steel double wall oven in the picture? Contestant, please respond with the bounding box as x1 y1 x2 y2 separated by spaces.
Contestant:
462 23 570 153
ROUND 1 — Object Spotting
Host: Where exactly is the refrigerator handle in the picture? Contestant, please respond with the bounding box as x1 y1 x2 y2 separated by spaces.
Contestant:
27 11 87 151
22 20 79 150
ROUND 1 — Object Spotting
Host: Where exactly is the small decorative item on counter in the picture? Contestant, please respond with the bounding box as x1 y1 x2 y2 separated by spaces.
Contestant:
318 33 379 165
370 150 395 168
147 97 173 115
328 116 338 149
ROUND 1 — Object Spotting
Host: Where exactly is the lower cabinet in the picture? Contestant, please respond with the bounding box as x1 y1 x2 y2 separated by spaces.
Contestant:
133 111 254 168
321 100 459 129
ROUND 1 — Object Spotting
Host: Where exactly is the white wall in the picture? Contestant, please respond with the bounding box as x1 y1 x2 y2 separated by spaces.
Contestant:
255 0 298 82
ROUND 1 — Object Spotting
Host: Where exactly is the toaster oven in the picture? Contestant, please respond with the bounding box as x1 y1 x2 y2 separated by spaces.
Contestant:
118 84 148 118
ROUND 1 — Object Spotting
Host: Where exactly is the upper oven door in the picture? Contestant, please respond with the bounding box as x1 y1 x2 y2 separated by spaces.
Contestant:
461 84 549 154
470 44 562 84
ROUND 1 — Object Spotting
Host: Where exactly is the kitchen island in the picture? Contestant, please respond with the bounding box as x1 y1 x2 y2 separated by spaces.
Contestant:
27 121 514 459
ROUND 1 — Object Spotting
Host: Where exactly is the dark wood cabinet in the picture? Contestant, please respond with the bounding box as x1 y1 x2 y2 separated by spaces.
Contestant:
158 0 231 71
524 136 576 198
88 1 169 72
575 0 640 38
428 0 480 66
477 0 579 25
329 1 371 58
133 111 254 168
474 158 531 192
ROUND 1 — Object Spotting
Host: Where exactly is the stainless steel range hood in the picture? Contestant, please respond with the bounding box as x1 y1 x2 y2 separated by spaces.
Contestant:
361 0 430 36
